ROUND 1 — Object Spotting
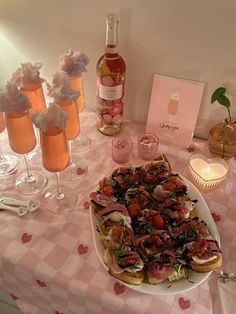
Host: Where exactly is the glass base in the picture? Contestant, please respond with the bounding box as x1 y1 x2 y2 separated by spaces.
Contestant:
0 154 19 177
43 185 77 214
15 170 48 195
60 159 88 181
27 146 42 165
71 134 91 153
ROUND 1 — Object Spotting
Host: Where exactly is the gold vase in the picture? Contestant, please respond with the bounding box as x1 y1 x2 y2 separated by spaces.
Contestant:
208 118 236 158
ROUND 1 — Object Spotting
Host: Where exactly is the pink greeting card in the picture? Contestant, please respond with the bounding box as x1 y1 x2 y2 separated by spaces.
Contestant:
146 74 205 148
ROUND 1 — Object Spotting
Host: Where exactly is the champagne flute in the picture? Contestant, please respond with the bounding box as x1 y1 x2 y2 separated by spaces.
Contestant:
56 98 87 181
21 83 47 113
0 112 18 176
70 74 85 112
5 110 47 194
21 82 47 164
69 74 91 152
40 126 77 213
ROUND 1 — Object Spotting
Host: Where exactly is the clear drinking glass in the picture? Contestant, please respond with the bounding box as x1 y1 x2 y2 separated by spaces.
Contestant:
21 83 47 164
40 126 77 213
0 112 18 176
69 74 91 152
5 110 47 194
56 99 87 181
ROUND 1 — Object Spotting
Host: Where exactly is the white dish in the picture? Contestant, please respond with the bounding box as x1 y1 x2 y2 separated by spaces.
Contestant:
89 175 220 295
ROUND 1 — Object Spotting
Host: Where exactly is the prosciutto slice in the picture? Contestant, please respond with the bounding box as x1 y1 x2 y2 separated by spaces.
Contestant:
89 192 116 207
98 201 131 224
147 263 175 280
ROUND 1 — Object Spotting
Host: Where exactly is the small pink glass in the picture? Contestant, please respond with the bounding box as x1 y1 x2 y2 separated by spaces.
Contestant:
137 133 159 160
112 137 133 164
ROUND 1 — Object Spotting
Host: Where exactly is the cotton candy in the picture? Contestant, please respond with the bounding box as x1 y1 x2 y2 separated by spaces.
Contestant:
31 103 68 131
11 62 45 88
47 71 80 102
59 49 90 77
0 82 31 113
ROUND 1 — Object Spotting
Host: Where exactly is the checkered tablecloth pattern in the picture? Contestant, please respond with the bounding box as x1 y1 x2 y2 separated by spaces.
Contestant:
0 111 235 314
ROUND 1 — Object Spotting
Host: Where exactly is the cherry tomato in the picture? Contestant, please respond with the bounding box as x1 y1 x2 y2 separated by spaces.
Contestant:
152 213 164 229
163 181 176 191
127 203 141 218
191 238 208 256
151 234 163 247
112 226 132 244
102 186 114 196
123 254 139 265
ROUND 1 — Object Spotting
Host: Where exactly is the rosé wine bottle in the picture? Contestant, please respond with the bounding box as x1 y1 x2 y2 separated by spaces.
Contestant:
96 13 126 136
21 83 46 113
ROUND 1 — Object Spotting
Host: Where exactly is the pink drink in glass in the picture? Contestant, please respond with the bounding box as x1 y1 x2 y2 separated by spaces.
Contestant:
5 111 36 154
57 99 80 140
0 112 6 133
70 75 85 112
112 137 133 163
40 127 69 172
21 83 46 113
137 133 159 160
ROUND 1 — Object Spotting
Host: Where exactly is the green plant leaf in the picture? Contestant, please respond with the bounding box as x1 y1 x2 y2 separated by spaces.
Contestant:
217 94 231 108
211 87 226 104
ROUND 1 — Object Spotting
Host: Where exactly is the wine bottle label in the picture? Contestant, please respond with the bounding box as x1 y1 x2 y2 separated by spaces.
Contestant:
98 84 123 100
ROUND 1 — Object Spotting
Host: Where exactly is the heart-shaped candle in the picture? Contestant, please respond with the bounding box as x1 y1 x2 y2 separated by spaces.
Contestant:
188 153 229 192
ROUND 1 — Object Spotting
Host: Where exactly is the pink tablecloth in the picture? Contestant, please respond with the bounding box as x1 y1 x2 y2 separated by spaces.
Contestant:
0 111 236 314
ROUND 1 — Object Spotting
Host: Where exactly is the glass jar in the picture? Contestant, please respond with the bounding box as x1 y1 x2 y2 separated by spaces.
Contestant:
208 118 236 158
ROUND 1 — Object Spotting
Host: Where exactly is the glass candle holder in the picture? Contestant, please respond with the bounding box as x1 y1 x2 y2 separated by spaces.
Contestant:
188 153 229 193
137 133 159 160
112 136 133 164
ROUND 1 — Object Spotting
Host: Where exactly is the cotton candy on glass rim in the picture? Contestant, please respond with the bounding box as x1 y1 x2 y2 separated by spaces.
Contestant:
59 49 90 77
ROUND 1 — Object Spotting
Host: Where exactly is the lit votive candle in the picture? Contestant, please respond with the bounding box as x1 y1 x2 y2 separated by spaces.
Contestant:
112 137 133 164
188 153 229 192
137 133 159 160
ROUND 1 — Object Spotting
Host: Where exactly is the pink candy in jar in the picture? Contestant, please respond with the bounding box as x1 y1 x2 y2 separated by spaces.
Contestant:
112 137 133 164
137 133 159 160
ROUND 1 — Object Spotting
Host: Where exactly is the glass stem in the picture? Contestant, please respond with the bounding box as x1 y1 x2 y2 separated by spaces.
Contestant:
24 154 34 181
68 140 72 164
0 143 6 163
55 172 64 199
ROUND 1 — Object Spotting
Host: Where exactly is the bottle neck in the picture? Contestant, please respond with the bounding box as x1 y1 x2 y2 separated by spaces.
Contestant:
105 21 118 57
